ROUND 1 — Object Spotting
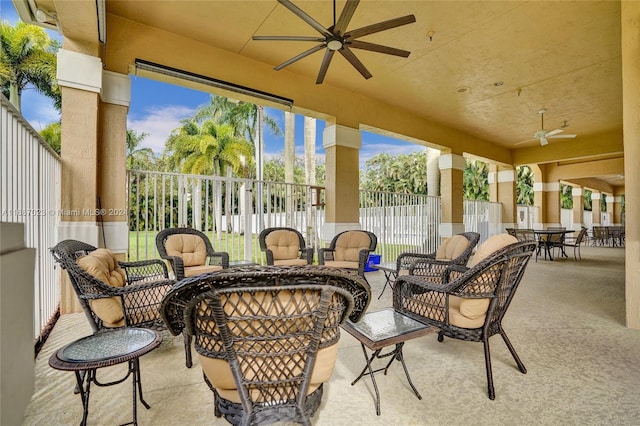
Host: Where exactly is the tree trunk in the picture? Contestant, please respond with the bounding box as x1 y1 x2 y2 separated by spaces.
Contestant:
426 147 440 197
304 116 317 248
284 111 295 227
9 84 21 112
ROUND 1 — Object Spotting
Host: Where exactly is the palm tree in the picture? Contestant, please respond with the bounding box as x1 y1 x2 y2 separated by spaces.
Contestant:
0 22 60 112
516 165 534 206
126 130 156 170
165 118 253 233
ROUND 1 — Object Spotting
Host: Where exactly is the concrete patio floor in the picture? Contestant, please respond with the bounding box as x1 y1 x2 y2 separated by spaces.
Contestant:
23 245 640 425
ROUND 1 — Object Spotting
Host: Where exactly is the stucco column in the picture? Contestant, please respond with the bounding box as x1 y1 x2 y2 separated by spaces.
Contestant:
613 195 624 225
99 71 131 254
540 181 561 228
571 187 584 229
321 124 361 243
489 165 516 231
605 195 614 225
591 192 601 226
56 49 103 314
622 1 640 329
439 153 465 239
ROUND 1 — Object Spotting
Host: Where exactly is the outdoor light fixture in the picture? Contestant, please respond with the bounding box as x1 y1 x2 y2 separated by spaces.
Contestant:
134 59 294 109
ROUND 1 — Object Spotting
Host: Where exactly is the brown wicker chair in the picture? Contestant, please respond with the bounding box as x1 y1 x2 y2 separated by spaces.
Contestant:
155 227 229 280
49 239 195 365
160 265 371 425
318 230 377 279
258 227 314 265
398 232 480 281
393 236 536 400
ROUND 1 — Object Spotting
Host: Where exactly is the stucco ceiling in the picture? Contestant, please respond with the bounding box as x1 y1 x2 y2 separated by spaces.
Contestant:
26 1 625 187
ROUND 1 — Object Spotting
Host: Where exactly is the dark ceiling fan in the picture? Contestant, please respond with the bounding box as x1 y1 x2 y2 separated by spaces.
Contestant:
253 0 416 84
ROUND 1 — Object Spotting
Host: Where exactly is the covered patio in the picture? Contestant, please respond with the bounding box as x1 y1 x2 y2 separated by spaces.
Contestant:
24 246 640 425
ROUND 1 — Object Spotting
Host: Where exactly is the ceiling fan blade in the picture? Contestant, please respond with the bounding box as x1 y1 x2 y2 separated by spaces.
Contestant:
277 0 333 37
540 136 549 146
335 0 360 35
274 43 326 70
514 138 536 146
348 40 411 57
253 35 326 42
346 14 416 40
545 129 563 137
548 134 577 138
339 47 373 79
316 49 335 84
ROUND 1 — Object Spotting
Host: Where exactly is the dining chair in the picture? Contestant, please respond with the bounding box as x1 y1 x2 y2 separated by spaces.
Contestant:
563 227 588 260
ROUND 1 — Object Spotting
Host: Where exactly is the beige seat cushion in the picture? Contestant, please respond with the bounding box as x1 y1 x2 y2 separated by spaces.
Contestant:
77 249 126 327
200 343 338 403
165 234 207 266
334 232 371 262
435 235 469 261
184 265 224 277
448 296 491 328
265 230 301 260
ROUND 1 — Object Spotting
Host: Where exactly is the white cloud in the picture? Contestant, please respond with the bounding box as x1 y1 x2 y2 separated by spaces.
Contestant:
20 89 60 130
127 105 197 153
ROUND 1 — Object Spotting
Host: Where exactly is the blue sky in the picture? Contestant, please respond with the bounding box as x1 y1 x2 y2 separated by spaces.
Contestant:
3 0 424 166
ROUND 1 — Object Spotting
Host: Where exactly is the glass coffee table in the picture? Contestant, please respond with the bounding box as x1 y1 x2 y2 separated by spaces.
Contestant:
49 327 162 426
341 308 436 415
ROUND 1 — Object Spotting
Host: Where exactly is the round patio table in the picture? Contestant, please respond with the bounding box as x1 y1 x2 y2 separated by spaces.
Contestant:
49 327 162 426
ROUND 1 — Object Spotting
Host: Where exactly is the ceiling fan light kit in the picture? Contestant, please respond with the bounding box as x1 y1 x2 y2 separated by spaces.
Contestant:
253 0 416 84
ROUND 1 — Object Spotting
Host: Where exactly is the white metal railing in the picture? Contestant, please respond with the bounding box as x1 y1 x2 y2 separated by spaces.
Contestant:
126 170 324 263
464 199 503 245
359 190 441 262
127 171 501 265
1 94 61 339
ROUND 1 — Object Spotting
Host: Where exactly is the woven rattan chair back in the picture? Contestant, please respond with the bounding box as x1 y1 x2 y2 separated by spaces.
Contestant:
50 239 172 332
160 266 369 426
393 241 536 400
398 232 480 278
258 227 314 265
317 230 377 278
155 227 229 280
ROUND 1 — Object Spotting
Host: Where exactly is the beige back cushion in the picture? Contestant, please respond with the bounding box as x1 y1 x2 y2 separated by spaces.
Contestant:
468 234 518 267
77 249 126 326
198 289 340 402
334 232 371 262
435 235 469 260
265 230 300 260
165 234 207 266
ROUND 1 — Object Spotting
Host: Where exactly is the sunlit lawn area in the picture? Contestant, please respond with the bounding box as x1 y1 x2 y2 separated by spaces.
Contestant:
128 230 416 266
127 230 262 263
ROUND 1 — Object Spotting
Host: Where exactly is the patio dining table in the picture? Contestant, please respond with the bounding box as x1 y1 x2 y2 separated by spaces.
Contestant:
532 229 575 261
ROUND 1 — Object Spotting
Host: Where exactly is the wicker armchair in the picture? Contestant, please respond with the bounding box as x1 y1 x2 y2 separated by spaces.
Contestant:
155 227 229 280
398 232 480 281
393 236 536 400
160 266 371 425
318 230 377 279
258 227 314 265
49 240 196 365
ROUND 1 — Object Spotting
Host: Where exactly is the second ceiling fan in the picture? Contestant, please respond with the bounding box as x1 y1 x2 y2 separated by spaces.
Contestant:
253 0 416 84
517 109 577 146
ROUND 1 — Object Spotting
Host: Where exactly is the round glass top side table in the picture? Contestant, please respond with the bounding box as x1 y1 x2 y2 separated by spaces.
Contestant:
49 327 162 426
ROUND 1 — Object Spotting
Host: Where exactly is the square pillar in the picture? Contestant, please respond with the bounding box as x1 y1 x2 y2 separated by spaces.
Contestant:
438 153 465 239
591 192 601 227
571 187 584 229
489 165 516 230
321 125 361 242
